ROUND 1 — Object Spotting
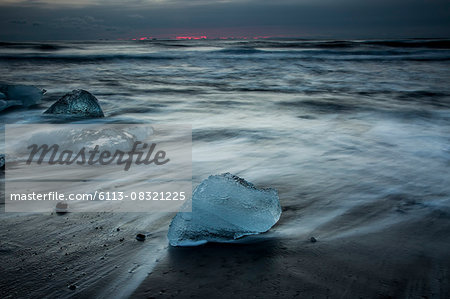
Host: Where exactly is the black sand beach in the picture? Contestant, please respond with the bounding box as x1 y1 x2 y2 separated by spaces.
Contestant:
134 198 450 298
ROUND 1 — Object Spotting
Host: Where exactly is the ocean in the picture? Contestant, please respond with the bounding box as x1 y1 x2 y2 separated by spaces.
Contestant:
0 39 450 297
1 39 449 206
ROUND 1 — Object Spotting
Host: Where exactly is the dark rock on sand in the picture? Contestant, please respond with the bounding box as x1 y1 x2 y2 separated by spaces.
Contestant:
68 284 77 290
0 154 4 169
55 202 68 213
0 84 45 112
44 89 104 118
310 236 317 243
136 233 146 241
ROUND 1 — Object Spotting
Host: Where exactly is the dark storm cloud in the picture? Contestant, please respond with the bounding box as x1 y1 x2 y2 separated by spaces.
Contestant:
0 0 449 40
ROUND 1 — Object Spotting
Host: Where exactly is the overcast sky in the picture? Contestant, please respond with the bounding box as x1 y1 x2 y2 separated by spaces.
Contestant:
0 0 449 40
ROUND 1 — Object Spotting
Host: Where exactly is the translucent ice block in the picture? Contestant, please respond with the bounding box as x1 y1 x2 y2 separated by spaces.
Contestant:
168 173 281 246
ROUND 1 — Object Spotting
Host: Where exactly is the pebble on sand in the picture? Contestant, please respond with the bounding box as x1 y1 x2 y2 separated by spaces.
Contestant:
136 233 146 241
55 202 68 213
68 284 77 290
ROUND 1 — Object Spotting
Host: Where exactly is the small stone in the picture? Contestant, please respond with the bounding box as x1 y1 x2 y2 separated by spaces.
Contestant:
68 284 76 290
310 237 317 243
136 233 146 241
116 228 120 231
55 201 68 213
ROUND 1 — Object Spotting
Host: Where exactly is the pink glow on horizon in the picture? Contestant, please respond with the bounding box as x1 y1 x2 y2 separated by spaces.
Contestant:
215 35 273 40
176 36 207 40
253 36 271 39
126 34 278 41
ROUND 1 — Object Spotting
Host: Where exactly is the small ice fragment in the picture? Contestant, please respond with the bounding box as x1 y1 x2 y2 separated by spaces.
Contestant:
44 89 104 118
0 153 4 169
6 85 44 106
168 173 282 246
0 100 7 111
0 84 44 111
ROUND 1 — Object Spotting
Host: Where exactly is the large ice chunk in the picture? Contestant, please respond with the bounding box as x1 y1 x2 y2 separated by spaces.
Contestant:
44 89 104 117
168 173 281 246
